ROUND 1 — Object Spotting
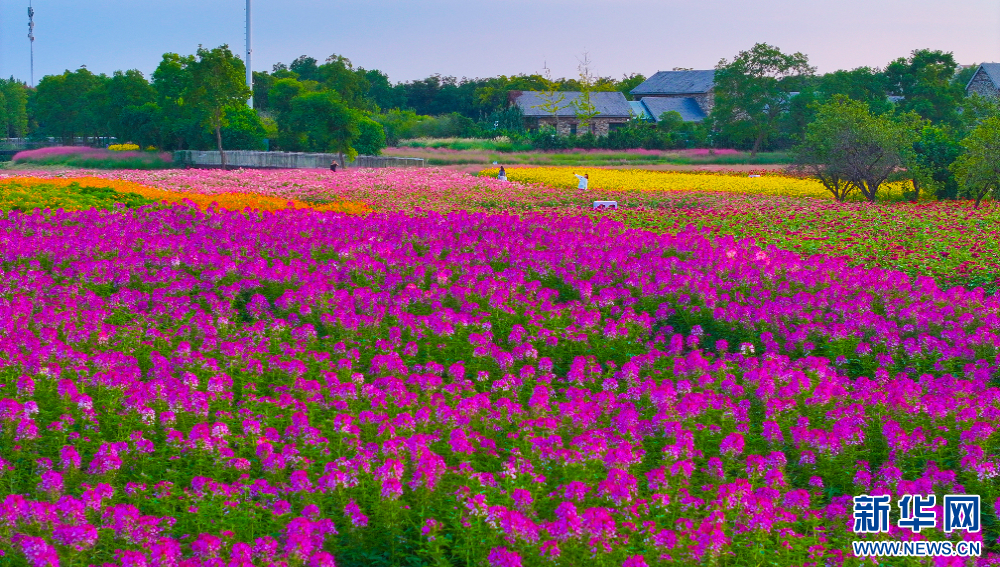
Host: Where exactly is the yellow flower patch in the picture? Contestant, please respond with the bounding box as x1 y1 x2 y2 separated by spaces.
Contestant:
482 167 912 200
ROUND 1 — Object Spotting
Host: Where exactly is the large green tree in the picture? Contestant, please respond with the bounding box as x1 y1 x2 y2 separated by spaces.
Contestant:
0 79 28 138
712 43 815 156
792 95 921 202
884 49 964 126
911 125 963 200
101 70 156 144
354 114 387 156
817 67 893 114
186 45 251 169
152 52 200 150
31 68 106 142
288 91 360 165
951 116 1000 208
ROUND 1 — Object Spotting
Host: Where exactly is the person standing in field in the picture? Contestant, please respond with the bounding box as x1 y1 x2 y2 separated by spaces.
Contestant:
330 160 339 172
498 166 507 181
574 173 589 190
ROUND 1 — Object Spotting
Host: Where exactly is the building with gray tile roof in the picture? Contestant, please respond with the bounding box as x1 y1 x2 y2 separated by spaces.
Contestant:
630 70 716 97
628 101 653 120
640 97 707 123
966 63 1000 98
627 70 717 120
512 91 632 118
511 91 633 136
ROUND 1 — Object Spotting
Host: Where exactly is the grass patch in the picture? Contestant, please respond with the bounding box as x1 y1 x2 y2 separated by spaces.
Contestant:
13 146 175 169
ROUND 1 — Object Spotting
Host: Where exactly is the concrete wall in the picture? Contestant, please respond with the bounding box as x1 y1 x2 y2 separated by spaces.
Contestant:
534 117 629 137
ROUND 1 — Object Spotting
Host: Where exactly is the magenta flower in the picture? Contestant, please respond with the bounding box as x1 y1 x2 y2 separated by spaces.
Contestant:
488 547 523 567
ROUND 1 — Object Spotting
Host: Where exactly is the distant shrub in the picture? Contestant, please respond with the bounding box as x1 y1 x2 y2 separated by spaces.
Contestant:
13 146 174 169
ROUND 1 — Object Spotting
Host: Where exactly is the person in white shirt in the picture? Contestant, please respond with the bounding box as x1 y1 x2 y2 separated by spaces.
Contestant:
574 173 589 189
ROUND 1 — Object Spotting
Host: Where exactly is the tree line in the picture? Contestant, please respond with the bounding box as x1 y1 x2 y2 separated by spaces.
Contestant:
8 42 998 189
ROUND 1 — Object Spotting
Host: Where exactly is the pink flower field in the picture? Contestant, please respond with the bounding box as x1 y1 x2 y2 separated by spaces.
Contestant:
0 167 998 567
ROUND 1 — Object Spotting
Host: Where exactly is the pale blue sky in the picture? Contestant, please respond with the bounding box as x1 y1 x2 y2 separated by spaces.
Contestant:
0 0 995 84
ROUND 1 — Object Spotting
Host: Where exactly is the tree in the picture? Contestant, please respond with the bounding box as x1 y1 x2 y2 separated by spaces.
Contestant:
958 93 1000 133
534 64 570 134
288 56 321 82
616 73 646 100
251 70 275 111
31 68 106 142
792 96 920 202
373 109 420 146
474 74 551 116
0 79 28 138
572 53 601 135
101 70 156 144
317 54 371 109
951 116 1000 208
712 43 815 156
288 91 360 166
186 45 251 169
884 49 964 126
152 53 201 150
354 115 387 156
219 105 267 151
363 68 405 111
817 67 892 114
911 125 962 200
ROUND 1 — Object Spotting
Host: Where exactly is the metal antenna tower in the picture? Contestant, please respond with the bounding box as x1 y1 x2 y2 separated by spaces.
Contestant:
246 0 253 108
28 2 35 87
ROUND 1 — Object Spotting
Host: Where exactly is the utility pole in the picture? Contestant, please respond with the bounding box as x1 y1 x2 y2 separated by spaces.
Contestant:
246 0 253 108
28 2 35 87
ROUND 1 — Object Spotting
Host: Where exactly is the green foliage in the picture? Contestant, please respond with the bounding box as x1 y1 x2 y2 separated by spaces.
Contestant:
152 52 202 150
616 73 646 100
529 126 570 150
355 115 388 156
288 91 360 160
482 105 526 137
373 109 421 146
404 113 477 139
817 67 893 114
102 70 157 143
219 105 267 151
251 70 275 109
912 125 963 200
711 43 815 156
884 49 964 126
958 93 1000 133
31 68 106 142
187 45 252 167
0 78 28 138
572 54 601 131
793 95 922 202
951 115 1000 207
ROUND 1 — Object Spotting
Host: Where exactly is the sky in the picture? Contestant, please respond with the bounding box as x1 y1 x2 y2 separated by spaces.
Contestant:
0 0 996 85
